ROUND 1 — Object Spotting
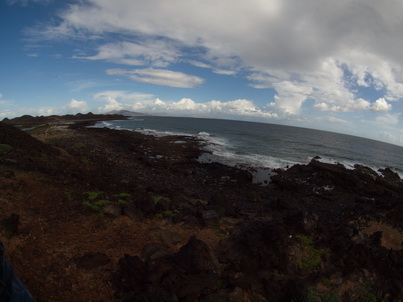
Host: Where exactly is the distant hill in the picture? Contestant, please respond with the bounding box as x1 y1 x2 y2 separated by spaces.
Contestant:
106 110 147 116
2 112 128 128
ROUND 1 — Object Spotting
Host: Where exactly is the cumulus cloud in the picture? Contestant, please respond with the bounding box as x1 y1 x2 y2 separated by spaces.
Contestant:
269 81 313 115
369 98 392 112
106 68 205 88
93 91 277 119
37 107 56 116
66 99 89 113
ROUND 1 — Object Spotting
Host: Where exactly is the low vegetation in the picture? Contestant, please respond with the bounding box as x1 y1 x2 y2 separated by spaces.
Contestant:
82 191 132 215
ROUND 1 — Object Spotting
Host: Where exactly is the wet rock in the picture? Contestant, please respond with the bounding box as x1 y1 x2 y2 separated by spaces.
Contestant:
76 252 111 270
379 167 401 182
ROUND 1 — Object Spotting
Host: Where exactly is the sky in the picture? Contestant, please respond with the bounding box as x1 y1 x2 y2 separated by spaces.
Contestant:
1 0 403 146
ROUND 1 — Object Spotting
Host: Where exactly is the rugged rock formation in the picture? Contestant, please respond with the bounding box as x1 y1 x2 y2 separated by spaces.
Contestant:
0 118 401 301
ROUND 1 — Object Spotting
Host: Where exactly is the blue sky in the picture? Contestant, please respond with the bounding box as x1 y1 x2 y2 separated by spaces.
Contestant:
1 0 403 146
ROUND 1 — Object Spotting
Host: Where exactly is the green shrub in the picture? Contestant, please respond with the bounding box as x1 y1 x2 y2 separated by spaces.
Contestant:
297 290 339 302
189 198 208 205
70 143 85 150
357 289 377 302
82 191 132 215
64 191 75 202
296 234 313 245
83 199 110 215
114 193 131 198
0 144 12 152
85 191 103 200
117 199 128 205
296 234 326 270
152 195 171 204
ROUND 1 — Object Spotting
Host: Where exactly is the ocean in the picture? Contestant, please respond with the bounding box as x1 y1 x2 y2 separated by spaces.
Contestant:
93 116 403 179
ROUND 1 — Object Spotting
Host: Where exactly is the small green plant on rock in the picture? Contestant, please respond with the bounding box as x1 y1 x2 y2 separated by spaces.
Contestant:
356 288 377 302
297 289 339 302
296 234 326 270
86 191 103 200
64 191 75 202
0 144 12 152
83 191 132 216
154 209 178 220
152 195 171 204
83 199 110 215
296 234 313 245
114 193 131 205
189 198 208 205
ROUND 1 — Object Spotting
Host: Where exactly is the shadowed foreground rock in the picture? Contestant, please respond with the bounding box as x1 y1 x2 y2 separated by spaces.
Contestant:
112 236 219 301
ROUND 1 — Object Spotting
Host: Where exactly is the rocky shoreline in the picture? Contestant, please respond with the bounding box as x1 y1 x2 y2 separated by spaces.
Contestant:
0 115 402 301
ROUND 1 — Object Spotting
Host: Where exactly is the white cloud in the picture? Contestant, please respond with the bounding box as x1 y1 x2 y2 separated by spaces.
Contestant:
0 94 16 119
314 98 370 112
75 40 180 67
370 98 392 112
66 79 101 92
188 60 236 75
93 91 277 119
66 99 88 113
28 0 403 117
94 91 156 112
106 68 205 88
269 81 313 114
375 113 400 125
317 116 352 125
37 107 56 116
378 131 403 146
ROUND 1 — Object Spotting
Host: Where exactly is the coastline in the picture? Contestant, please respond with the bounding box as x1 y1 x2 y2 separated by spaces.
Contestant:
91 116 403 179
0 115 402 301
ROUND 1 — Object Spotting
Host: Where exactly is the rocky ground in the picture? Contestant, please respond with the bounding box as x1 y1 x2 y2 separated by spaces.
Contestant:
0 115 402 302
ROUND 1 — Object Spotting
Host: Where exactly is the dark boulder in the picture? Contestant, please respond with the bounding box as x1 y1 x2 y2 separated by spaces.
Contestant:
1 214 19 238
112 236 219 301
76 252 111 270
111 255 146 299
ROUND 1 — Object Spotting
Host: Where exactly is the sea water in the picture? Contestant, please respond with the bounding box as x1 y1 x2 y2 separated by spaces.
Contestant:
93 116 403 179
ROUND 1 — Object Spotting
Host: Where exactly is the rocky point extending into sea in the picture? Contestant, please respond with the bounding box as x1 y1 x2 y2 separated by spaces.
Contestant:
0 114 402 301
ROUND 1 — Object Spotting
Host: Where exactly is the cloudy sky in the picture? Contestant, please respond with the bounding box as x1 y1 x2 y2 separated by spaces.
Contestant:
1 0 403 145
